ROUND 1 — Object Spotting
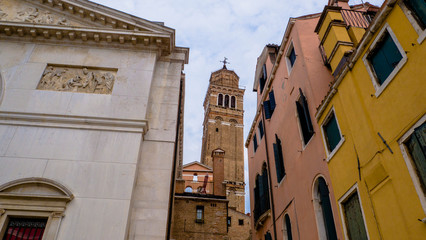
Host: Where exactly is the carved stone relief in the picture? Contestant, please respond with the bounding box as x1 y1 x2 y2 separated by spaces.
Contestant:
37 65 116 94
0 0 80 26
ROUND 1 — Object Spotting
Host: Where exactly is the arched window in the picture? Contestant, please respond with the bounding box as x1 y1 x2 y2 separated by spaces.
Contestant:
284 214 293 240
193 173 198 182
231 96 236 108
313 177 337 240
218 93 223 106
225 95 230 108
185 186 193 193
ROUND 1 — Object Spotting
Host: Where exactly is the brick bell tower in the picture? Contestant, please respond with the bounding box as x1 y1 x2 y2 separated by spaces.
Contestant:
200 59 245 213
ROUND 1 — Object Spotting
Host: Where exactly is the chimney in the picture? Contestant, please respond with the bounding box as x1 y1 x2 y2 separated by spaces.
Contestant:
212 148 226 196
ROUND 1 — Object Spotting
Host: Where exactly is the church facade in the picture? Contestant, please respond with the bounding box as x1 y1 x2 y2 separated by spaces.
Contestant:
0 0 188 239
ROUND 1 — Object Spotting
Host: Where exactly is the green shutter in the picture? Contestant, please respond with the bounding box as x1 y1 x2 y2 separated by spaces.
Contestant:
370 32 402 84
406 122 426 193
324 113 342 152
264 100 272 119
406 0 426 28
343 192 368 240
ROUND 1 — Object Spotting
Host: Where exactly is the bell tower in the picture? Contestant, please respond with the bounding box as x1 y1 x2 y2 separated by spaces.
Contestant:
200 61 245 213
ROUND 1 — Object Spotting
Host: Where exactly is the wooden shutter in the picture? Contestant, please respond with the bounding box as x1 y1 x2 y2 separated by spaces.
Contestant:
253 134 258 152
370 32 402 84
405 0 426 29
406 122 426 193
299 89 314 134
324 113 341 152
264 100 272 119
343 192 368 240
269 90 276 111
273 135 285 182
318 178 338 240
285 214 293 240
258 121 264 139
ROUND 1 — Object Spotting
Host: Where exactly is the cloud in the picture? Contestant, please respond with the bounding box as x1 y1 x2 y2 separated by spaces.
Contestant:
95 0 385 214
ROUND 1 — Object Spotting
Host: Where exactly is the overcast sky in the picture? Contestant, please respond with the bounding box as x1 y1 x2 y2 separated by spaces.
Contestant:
95 0 384 213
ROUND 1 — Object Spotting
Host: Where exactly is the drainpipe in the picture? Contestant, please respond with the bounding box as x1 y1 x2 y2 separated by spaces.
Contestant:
261 103 277 240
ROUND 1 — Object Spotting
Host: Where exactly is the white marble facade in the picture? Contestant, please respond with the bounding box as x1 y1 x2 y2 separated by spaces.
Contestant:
0 0 188 239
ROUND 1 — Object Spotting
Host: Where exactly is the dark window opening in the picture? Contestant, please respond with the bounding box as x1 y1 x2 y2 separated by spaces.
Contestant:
238 219 244 225
296 88 314 144
254 164 270 223
225 95 230 108
264 90 276 119
218 93 223 106
227 217 231 226
288 47 296 68
284 214 293 240
273 134 286 182
258 120 264 139
231 96 236 108
318 177 338 240
196 206 204 223
368 31 403 85
323 111 342 152
259 64 267 93
265 232 273 240
216 128 219 132
405 122 426 193
343 192 368 240
253 134 258 152
2 217 47 240
404 0 426 29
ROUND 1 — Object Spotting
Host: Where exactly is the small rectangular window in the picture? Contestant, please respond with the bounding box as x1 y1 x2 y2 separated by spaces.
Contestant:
286 42 296 74
342 192 368 240
253 134 258 152
196 206 204 223
404 0 426 29
227 217 231 226
273 134 286 182
258 120 264 139
2 218 47 240
259 64 267 93
323 111 342 153
296 89 314 145
288 47 296 67
239 219 244 225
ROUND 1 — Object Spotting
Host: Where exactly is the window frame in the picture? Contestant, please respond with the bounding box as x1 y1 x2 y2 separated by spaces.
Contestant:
217 93 223 106
285 41 296 75
338 184 370 240
362 23 408 97
0 178 73 240
399 0 426 43
231 96 236 109
320 107 345 161
398 114 426 215
196 205 204 223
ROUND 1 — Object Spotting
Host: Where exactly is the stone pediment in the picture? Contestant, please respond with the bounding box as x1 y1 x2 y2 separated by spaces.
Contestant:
0 177 73 201
0 0 176 54
183 161 213 171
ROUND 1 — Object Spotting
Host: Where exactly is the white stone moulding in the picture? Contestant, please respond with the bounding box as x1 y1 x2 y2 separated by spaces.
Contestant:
0 111 148 133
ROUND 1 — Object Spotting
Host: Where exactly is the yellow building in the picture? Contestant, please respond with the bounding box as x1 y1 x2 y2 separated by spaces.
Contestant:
315 0 426 239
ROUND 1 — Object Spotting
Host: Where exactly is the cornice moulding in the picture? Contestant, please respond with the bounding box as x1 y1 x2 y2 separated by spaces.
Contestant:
0 111 148 134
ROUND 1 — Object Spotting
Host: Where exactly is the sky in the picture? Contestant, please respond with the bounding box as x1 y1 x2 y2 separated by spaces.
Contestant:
95 0 385 214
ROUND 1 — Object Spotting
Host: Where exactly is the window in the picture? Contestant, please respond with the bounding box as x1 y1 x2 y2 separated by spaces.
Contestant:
286 42 296 74
227 217 231 226
363 24 407 96
185 186 193 193
296 88 314 145
238 219 244 225
265 232 273 240
264 90 276 119
322 110 343 156
404 0 426 29
273 134 286 183
313 177 338 240
231 96 236 108
340 190 368 240
0 178 73 240
258 120 264 139
284 214 293 240
2 217 47 240
254 164 270 223
400 119 426 213
196 206 204 223
193 173 198 182
253 134 258 153
218 93 223 106
225 95 230 108
259 64 267 93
